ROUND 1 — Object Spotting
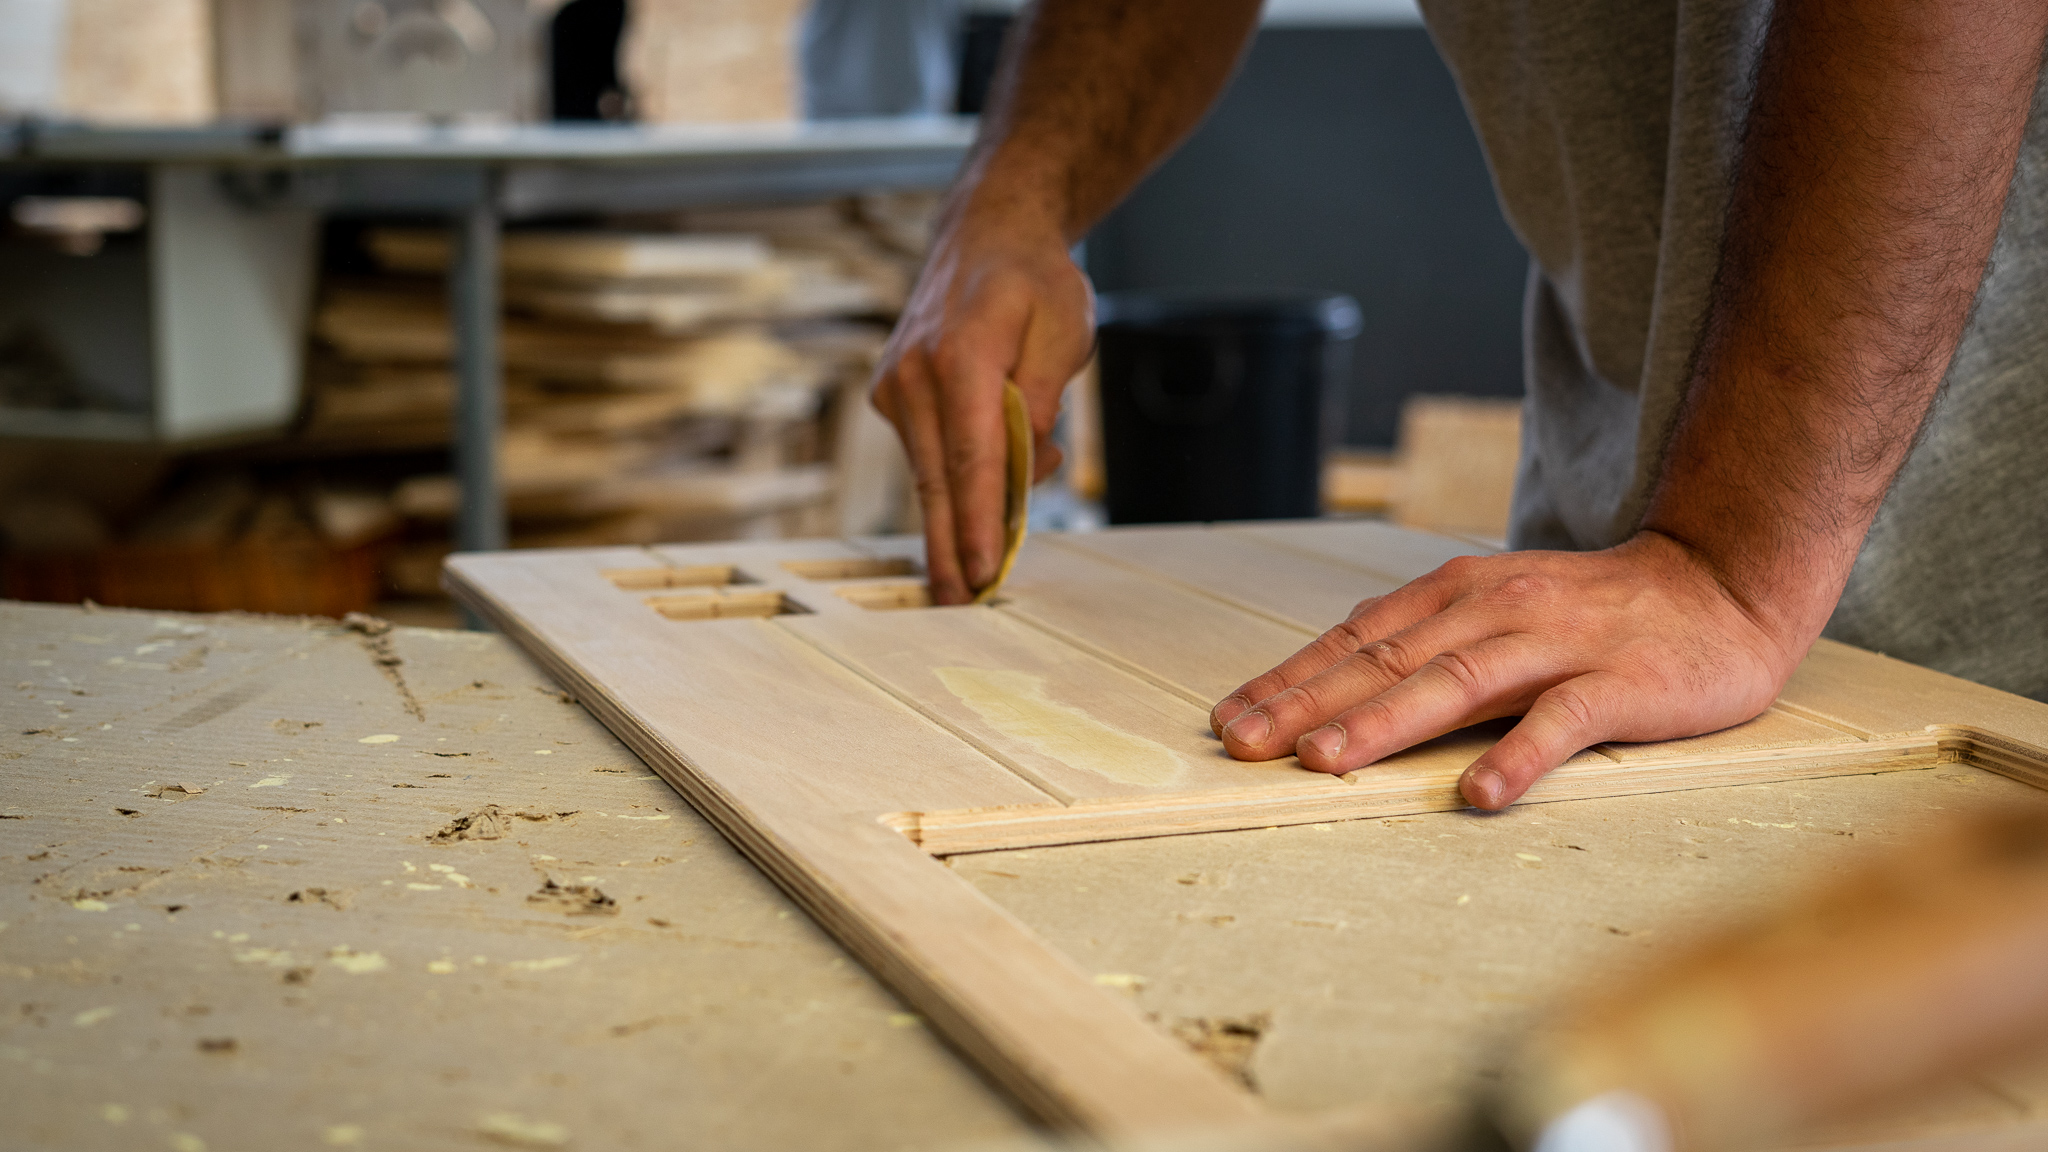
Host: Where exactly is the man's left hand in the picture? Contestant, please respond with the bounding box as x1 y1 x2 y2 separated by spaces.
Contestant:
1208 531 1805 810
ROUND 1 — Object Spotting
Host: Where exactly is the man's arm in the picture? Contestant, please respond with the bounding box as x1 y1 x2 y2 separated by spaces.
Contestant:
873 0 1264 604
1212 0 2048 808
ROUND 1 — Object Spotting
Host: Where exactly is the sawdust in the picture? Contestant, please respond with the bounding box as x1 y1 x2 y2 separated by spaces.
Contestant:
327 946 387 974
144 783 205 800
527 877 618 916
1168 1013 1271 1091
477 1112 568 1147
343 613 423 722
431 805 579 843
287 887 353 911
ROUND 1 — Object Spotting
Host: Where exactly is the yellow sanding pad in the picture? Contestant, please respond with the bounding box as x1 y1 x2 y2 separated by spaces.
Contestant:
971 381 1031 604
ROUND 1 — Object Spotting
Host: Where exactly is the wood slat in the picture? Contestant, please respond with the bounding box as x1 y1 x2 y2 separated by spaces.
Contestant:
1053 525 1399 632
994 539 1317 705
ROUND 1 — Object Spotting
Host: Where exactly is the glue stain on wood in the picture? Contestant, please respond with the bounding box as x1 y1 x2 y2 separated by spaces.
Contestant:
935 667 1183 786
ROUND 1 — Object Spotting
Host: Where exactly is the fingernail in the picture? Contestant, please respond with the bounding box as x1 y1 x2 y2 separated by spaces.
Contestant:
1302 725 1345 764
1464 767 1505 809
1223 710 1271 748
1210 694 1251 733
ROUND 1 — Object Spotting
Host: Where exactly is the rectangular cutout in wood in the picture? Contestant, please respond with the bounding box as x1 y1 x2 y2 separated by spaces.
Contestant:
605 564 749 590
781 557 920 581
834 582 934 611
646 588 804 620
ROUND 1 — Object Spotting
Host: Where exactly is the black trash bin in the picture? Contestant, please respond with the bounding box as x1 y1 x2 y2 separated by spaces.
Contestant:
1095 291 1361 525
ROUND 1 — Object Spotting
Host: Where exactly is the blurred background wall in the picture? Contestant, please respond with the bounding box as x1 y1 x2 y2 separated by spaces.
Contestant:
0 0 1530 623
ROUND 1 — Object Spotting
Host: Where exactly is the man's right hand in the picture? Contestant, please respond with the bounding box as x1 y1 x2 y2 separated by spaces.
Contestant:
863 0 1265 603
871 201 1095 604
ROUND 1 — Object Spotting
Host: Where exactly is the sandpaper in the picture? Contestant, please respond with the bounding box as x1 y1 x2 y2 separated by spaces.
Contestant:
971 381 1032 604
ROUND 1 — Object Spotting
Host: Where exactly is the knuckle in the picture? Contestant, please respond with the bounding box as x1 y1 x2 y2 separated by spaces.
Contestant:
1340 694 1395 732
1316 624 1365 659
1543 684 1601 733
1426 650 1488 698
1268 683 1319 720
929 340 978 383
1346 638 1412 678
1438 554 1485 581
942 438 995 480
1279 680 1353 725
1494 572 1556 606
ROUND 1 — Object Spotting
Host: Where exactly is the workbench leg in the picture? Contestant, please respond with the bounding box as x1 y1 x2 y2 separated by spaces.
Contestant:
450 180 506 628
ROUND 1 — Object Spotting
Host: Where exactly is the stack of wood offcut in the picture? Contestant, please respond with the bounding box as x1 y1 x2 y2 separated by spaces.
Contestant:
0 473 399 617
302 197 930 598
1322 394 1523 544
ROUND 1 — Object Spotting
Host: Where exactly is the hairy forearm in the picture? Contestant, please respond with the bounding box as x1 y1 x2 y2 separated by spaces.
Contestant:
953 0 1263 240
1643 0 2048 645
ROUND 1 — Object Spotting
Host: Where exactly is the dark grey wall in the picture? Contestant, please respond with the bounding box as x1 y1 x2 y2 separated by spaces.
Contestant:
1085 26 1528 448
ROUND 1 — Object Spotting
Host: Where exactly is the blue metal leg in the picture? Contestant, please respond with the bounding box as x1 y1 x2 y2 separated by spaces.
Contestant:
450 173 505 627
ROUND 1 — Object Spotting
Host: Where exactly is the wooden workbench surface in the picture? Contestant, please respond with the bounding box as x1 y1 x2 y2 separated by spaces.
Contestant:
0 602 1026 1151
9 594 2048 1151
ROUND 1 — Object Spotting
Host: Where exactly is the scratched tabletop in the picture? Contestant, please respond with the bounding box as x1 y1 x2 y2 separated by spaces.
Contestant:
0 602 1027 1152
8 600 2048 1152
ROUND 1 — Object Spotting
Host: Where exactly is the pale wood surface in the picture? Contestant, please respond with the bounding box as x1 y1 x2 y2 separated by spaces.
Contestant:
1054 525 1407 631
958 766 2048 1146
995 540 1313 705
437 519 2048 1147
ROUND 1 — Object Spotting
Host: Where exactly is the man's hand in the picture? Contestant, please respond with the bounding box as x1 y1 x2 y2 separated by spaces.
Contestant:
1212 0 2047 808
1209 532 1797 810
870 0 1264 603
871 206 1092 605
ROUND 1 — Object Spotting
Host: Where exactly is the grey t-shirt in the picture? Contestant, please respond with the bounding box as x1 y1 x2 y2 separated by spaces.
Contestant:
1420 0 2048 701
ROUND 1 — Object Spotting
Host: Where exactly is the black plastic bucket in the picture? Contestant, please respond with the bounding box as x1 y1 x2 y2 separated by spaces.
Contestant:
1096 291 1361 524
